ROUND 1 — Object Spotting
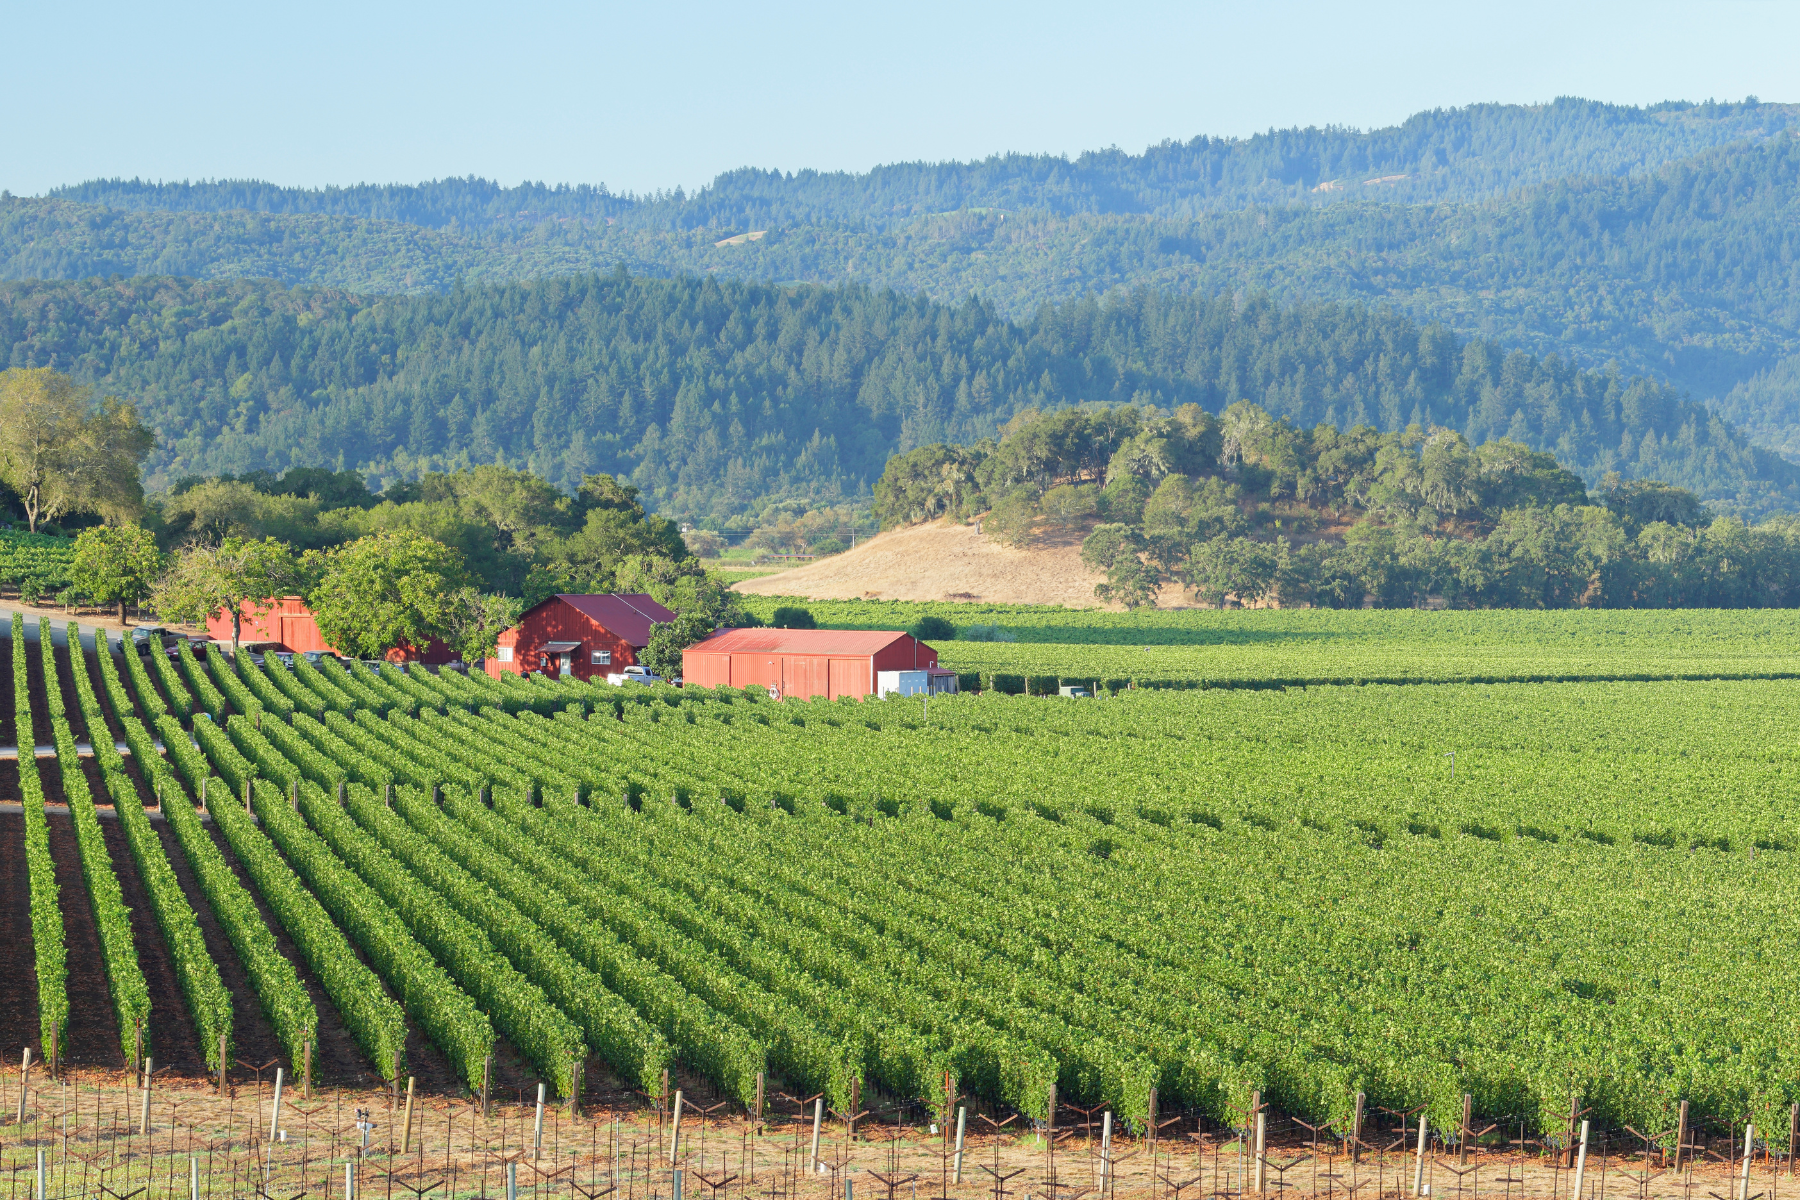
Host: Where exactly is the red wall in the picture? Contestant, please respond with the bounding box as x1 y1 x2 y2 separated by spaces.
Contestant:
487 599 639 681
683 637 937 700
205 597 453 663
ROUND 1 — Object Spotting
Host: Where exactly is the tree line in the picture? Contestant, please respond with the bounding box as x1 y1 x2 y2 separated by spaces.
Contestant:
0 366 750 662
41 98 1793 230
875 402 1800 609
3 272 1792 544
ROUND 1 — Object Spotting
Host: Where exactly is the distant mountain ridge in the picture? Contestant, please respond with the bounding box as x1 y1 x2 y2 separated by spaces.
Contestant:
44 97 1798 230
12 133 1800 409
11 94 1800 507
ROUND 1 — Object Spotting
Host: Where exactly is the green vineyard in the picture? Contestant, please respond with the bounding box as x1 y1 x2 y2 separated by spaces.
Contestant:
5 611 1800 1149
0 530 76 602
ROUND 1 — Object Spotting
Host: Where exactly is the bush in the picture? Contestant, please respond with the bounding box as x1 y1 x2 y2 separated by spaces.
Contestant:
986 672 1026 695
809 539 846 557
955 671 981 693
1026 674 1058 696
910 615 956 642
770 606 816 629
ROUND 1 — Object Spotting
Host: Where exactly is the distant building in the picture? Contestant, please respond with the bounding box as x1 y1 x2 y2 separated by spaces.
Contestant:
206 596 454 663
682 627 952 700
489 593 676 681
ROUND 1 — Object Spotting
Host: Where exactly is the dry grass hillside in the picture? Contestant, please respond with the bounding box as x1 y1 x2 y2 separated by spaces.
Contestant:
731 517 1193 607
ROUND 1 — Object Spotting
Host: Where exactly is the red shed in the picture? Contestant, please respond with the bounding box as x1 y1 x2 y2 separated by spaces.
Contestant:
206 596 454 663
489 593 675 681
681 628 940 700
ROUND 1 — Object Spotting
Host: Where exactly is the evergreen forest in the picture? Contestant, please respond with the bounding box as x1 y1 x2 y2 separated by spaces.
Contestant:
4 273 1795 531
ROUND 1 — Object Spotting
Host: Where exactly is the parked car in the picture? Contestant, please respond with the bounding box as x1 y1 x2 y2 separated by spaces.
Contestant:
1058 685 1092 698
238 641 283 667
302 650 338 665
606 665 661 686
131 625 177 654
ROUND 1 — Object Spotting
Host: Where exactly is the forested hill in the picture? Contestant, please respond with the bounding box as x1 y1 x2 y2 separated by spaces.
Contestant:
14 125 1800 456
44 98 1796 228
4 272 1794 525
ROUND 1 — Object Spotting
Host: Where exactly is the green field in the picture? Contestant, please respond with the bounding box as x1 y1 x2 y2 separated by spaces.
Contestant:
0 528 76 598
736 598 1800 685
8 607 1800 1155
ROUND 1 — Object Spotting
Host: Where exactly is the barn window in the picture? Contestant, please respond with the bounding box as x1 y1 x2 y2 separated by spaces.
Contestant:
591 650 612 665
498 646 513 662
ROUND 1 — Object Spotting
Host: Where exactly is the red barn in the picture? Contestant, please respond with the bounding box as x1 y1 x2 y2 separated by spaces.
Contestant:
489 593 676 681
681 628 944 700
206 596 454 663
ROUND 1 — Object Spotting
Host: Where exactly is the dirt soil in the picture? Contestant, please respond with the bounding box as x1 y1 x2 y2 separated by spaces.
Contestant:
0 810 40 1055
0 630 13 734
22 631 53 751
0 1070 1773 1200
734 517 1195 608
42 809 125 1069
89 758 207 1073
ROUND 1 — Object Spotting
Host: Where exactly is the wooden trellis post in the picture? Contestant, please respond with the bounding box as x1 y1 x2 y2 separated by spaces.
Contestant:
1411 1115 1429 1198
1571 1119 1591 1200
1788 1103 1798 1177
15 1047 30 1123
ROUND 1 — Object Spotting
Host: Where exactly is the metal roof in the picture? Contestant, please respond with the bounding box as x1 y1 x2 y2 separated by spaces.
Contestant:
541 641 583 653
545 594 675 647
686 627 915 656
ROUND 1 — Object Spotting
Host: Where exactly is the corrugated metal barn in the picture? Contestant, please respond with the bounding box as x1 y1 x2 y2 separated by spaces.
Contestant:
682 627 942 700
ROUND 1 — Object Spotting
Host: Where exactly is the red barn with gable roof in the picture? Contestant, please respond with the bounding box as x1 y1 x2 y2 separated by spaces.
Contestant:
681 627 946 700
488 593 676 681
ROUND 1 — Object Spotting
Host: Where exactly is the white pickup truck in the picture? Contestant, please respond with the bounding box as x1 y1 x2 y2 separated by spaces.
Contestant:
605 665 664 686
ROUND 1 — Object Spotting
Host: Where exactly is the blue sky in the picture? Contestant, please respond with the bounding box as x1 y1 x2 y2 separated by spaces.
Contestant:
6 0 1799 198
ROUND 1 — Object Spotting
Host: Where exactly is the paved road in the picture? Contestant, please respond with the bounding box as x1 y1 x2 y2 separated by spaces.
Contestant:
0 606 123 652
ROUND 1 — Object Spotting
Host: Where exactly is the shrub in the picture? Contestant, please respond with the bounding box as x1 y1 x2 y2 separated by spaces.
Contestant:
1026 675 1058 696
910 615 956 642
771 606 816 629
987 672 1026 695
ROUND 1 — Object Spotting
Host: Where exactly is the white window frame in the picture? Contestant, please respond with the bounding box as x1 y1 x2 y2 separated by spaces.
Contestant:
592 650 612 665
497 646 513 662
